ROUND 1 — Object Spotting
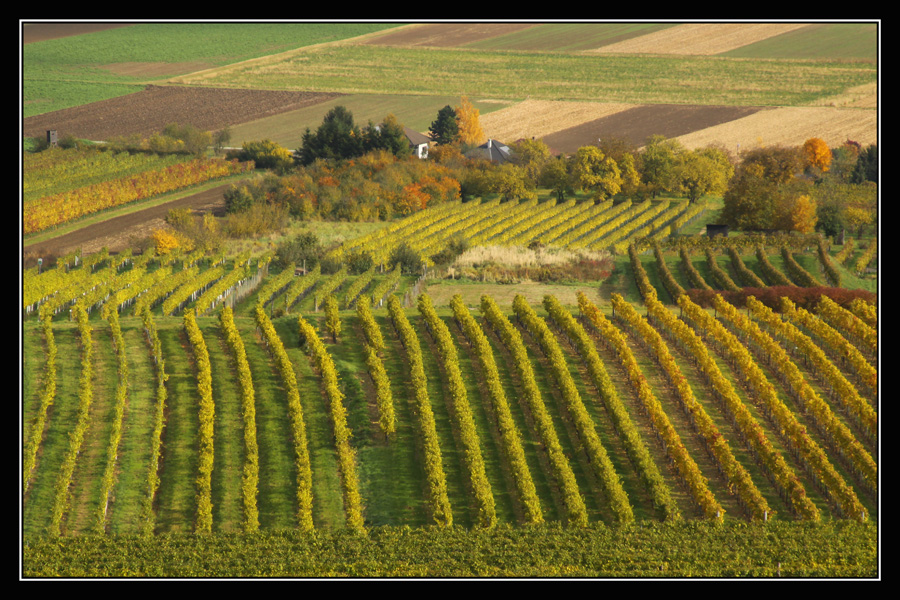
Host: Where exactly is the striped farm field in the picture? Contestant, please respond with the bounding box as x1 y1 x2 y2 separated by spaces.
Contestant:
23 22 876 157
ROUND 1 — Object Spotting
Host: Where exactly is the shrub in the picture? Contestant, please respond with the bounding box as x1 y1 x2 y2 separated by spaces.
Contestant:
389 242 423 275
274 231 322 271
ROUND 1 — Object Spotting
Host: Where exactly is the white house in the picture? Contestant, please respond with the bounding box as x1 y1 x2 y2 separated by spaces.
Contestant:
404 127 431 159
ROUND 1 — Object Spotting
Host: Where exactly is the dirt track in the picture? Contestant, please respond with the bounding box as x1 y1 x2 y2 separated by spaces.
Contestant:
22 182 232 267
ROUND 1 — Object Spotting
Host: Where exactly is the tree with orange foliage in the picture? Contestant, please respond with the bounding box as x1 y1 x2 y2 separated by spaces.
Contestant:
802 137 832 173
454 96 485 146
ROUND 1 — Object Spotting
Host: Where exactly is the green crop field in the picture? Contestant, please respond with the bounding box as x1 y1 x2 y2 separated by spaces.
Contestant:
179 44 877 107
721 23 878 61
22 22 404 116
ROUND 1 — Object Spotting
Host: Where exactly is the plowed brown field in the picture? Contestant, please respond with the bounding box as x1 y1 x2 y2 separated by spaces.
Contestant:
22 85 344 141
22 22 134 44
537 104 768 153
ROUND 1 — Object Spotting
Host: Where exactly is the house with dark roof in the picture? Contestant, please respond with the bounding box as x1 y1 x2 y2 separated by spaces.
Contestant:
465 138 512 164
404 127 431 159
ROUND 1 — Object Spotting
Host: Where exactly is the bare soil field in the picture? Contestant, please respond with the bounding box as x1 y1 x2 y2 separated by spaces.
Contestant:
22 22 134 44
22 85 344 141
587 23 813 55
22 183 231 266
538 104 769 153
361 23 540 47
480 100 638 144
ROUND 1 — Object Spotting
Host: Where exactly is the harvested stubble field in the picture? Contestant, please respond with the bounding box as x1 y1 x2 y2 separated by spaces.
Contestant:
585 23 813 56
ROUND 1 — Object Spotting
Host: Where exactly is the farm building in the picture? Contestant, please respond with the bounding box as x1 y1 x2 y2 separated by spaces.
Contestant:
404 127 431 159
465 138 512 164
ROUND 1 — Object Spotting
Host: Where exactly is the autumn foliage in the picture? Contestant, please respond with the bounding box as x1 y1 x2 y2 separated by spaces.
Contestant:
455 95 485 146
802 137 832 172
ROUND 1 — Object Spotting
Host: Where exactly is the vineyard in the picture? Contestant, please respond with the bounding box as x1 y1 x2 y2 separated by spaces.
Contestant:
21 195 878 577
22 148 254 236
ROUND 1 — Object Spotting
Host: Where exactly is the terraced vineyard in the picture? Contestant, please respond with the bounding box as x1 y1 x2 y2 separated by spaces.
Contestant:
21 217 878 574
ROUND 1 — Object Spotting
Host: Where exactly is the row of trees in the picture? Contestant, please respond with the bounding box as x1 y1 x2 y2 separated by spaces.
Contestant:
721 139 877 237
226 100 875 240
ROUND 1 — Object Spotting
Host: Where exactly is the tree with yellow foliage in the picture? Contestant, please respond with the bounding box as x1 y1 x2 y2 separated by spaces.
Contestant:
151 228 182 255
788 194 818 233
802 137 832 173
455 96 485 146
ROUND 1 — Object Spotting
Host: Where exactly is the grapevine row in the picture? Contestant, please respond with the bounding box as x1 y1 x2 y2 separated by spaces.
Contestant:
48 301 93 536
652 242 686 301
704 248 741 292
356 295 394 436
754 298 877 437
218 306 260 532
132 266 200 315
23 307 57 494
646 295 819 520
678 295 866 521
281 263 321 312
814 295 877 357
195 264 251 315
480 294 589 527
615 292 772 521
313 266 348 310
417 293 497 528
755 245 794 286
297 313 366 532
680 248 712 291
547 293 682 521
717 296 877 496
161 265 224 316
183 309 215 533
578 292 721 522
780 246 821 287
386 295 453 527
255 263 297 309
94 303 130 533
138 305 169 535
253 306 315 531
726 246 767 288
449 294 543 525
24 158 252 234
342 265 377 309
369 264 402 307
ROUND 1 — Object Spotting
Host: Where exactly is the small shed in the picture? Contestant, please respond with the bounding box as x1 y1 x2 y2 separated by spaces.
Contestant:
707 224 730 238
